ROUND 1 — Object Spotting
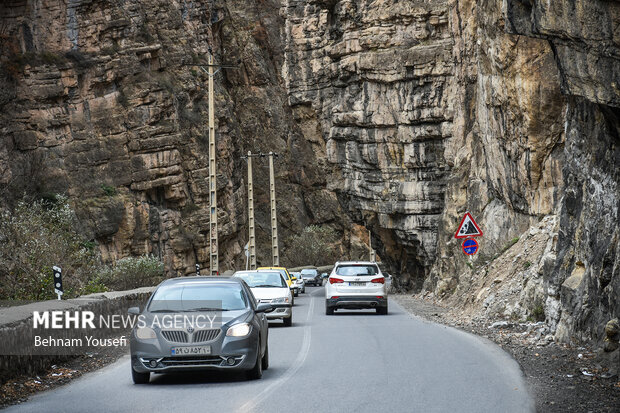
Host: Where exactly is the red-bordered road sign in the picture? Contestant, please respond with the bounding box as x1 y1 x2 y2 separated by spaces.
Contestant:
462 238 479 255
455 212 483 238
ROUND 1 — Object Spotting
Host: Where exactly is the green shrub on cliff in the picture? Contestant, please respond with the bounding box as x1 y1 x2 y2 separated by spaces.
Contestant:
96 255 164 291
0 196 164 300
0 195 100 300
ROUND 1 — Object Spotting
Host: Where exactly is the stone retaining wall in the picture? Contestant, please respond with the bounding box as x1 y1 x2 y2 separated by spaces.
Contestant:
0 287 154 384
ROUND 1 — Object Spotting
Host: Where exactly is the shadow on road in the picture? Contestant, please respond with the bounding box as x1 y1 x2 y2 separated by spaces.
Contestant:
148 371 243 385
269 324 308 328
145 365 285 386
329 310 395 316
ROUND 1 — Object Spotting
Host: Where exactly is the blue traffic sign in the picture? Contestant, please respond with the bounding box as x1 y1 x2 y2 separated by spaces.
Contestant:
462 238 479 255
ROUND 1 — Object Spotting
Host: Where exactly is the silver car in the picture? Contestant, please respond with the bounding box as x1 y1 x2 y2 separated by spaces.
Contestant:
233 270 293 326
291 272 306 294
129 277 282 383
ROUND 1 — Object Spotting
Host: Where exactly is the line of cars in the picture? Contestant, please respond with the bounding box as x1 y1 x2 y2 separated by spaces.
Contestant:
128 266 325 383
128 262 387 383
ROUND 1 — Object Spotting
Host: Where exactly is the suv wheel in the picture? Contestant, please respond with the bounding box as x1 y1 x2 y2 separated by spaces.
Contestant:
283 314 292 327
325 304 334 315
377 305 388 315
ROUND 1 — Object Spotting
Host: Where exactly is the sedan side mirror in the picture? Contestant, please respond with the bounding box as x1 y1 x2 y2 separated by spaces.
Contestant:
256 303 274 313
291 276 297 280
128 307 140 315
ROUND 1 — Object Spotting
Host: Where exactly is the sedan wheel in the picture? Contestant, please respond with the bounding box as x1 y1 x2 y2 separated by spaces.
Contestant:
261 341 269 370
131 367 150 384
247 342 263 380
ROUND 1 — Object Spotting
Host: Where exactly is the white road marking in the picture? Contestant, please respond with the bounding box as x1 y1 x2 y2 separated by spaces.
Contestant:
238 289 319 412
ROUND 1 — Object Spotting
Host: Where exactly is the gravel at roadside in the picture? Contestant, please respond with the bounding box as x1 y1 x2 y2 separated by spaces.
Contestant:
393 294 620 413
0 338 128 409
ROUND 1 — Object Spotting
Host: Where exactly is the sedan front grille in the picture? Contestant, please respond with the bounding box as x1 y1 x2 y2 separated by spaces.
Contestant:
160 356 223 367
161 329 221 343
193 329 221 343
158 355 244 368
161 330 189 343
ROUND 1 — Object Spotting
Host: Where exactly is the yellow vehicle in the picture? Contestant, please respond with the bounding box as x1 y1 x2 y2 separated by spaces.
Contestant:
257 267 298 299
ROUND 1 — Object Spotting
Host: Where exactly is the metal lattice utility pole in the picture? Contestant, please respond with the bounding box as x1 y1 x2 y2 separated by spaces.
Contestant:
243 151 265 270
194 55 237 275
268 152 279 266
207 52 219 275
369 229 376 262
247 153 256 270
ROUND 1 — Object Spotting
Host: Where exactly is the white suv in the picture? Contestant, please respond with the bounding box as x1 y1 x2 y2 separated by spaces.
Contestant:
325 261 388 315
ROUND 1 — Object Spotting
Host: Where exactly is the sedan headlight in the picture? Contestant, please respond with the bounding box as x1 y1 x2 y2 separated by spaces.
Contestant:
271 297 289 304
226 323 251 337
135 327 156 340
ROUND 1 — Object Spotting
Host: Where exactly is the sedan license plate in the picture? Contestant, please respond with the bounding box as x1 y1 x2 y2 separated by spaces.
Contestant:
349 282 366 286
171 346 211 356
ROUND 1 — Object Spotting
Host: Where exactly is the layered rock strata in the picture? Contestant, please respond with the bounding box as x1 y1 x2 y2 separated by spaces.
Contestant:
0 0 361 276
282 0 454 289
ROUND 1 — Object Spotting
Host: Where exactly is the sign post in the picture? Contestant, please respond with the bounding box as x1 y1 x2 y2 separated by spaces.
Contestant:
455 212 483 256
53 266 63 300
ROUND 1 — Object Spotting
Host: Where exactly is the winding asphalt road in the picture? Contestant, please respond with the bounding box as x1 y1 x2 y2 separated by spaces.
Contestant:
4 287 533 412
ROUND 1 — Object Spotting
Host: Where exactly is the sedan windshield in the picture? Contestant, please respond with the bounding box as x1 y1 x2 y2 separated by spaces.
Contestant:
235 272 287 288
148 283 248 312
301 269 318 276
335 265 379 276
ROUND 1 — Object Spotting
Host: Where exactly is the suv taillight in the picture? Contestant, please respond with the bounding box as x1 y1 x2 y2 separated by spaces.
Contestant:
371 277 385 284
329 277 344 284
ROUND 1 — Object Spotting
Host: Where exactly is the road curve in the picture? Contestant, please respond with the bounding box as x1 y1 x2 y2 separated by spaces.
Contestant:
4 287 533 413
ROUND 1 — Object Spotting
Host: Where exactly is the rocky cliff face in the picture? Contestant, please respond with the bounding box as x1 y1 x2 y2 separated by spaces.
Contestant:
281 0 618 343
437 0 619 344
282 0 454 290
0 0 365 276
501 0 620 343
0 0 618 344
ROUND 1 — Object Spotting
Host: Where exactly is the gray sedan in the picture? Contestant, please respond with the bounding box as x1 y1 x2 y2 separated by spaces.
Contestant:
129 277 282 383
300 268 322 286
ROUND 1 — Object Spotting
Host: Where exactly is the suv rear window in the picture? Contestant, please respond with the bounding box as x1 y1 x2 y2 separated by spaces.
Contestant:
335 265 379 276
